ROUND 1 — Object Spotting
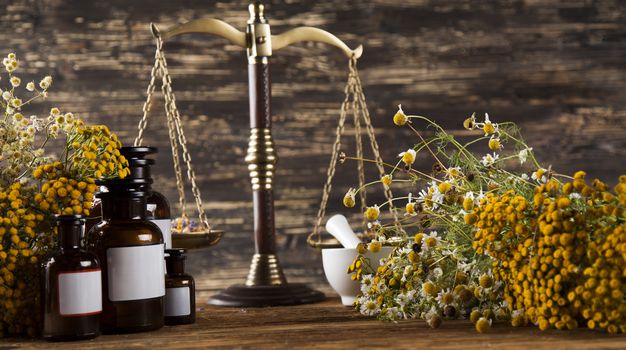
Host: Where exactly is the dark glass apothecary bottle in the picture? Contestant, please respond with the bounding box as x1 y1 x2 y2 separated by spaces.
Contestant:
87 183 165 334
42 215 101 341
120 146 172 249
164 249 195 325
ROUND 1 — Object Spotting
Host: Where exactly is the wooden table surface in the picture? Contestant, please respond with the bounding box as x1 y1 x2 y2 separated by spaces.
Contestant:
3 297 626 350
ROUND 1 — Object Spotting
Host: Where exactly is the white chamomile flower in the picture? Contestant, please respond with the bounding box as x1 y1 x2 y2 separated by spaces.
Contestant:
435 288 455 307
518 147 532 165
531 168 547 183
422 231 440 251
398 149 416 166
480 152 499 167
359 300 380 316
2 91 11 100
431 267 444 279
26 81 35 91
10 76 21 87
446 166 462 179
569 192 582 200
39 75 52 89
360 274 374 295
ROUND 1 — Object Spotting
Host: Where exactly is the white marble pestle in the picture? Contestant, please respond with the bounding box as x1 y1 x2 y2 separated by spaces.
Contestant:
325 214 362 249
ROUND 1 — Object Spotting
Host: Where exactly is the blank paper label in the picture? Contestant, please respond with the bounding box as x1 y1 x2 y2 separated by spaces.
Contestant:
164 287 191 316
151 219 172 249
107 244 165 302
58 270 102 316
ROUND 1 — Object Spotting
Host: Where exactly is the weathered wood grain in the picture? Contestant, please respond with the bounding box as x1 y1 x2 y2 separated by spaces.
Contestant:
3 298 626 349
1 0 625 292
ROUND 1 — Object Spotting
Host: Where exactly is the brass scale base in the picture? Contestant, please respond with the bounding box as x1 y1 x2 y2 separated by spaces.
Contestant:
209 254 324 307
153 3 361 307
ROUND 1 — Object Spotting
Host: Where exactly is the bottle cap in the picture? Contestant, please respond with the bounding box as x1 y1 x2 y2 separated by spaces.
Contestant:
55 214 86 225
165 248 187 260
95 189 149 199
120 146 158 159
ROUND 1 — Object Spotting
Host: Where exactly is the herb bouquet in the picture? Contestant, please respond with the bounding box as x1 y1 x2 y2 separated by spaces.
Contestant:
344 105 625 333
0 53 129 336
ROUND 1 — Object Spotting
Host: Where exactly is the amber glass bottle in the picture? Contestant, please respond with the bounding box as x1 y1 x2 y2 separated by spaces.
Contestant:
88 184 165 334
164 249 195 325
42 215 101 341
120 146 172 249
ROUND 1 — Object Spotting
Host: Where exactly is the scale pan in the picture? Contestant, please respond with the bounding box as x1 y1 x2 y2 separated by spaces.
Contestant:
171 230 223 249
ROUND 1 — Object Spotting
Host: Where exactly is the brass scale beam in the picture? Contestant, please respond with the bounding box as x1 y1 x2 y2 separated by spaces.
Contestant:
152 2 362 307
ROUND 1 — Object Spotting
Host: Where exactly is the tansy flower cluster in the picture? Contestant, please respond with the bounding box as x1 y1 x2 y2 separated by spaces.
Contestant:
470 172 626 333
0 53 129 337
0 183 47 336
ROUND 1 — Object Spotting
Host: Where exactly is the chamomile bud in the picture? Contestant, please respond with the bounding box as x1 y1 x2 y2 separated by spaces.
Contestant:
368 241 382 253
392 104 408 126
25 81 35 91
463 197 474 211
343 188 356 208
381 174 392 186
488 137 502 151
479 274 493 288
463 112 476 130
427 314 442 329
482 113 496 135
438 182 452 193
405 202 416 215
398 149 416 167
475 317 491 333
364 205 380 221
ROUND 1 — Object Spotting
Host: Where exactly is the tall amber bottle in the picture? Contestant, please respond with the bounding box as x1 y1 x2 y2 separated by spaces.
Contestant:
42 215 101 341
164 249 195 325
120 146 172 249
88 183 165 333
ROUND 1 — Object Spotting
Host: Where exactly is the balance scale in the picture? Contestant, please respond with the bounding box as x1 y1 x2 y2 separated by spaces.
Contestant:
141 2 396 307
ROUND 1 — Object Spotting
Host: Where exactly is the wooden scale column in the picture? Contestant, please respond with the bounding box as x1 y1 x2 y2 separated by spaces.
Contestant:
152 2 362 307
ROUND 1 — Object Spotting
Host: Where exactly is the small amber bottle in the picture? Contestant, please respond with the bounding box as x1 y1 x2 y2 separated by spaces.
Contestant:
164 249 195 325
121 146 172 249
42 215 101 341
87 182 165 334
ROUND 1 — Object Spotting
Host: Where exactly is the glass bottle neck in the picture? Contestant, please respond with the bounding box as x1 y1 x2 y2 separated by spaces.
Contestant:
166 259 185 275
101 195 147 220
58 223 82 251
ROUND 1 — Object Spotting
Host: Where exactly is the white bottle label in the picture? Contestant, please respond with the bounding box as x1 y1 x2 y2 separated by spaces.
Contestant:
107 244 165 302
164 287 191 317
58 269 102 316
151 219 172 249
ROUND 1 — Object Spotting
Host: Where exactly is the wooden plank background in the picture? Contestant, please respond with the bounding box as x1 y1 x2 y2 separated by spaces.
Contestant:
1 0 625 295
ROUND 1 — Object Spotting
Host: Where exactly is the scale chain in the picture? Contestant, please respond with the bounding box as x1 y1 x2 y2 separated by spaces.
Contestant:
351 63 401 230
349 58 367 230
134 33 211 232
133 38 162 147
156 42 188 222
159 46 212 232
308 62 355 246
